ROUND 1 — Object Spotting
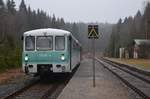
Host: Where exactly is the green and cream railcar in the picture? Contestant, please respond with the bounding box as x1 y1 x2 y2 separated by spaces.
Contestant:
22 28 81 75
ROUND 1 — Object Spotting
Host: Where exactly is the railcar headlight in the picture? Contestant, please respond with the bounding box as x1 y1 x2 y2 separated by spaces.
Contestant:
61 56 65 61
25 56 29 61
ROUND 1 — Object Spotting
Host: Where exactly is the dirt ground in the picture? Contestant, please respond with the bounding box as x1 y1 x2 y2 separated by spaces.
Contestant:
0 68 25 84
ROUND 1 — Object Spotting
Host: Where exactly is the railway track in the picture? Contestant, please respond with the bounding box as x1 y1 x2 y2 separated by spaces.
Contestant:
96 57 150 99
2 64 79 99
2 75 70 99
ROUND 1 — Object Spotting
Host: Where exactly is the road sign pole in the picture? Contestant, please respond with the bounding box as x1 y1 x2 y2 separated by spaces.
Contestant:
92 38 96 87
88 24 99 88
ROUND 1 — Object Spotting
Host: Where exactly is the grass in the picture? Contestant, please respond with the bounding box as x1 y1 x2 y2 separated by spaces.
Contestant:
0 58 21 74
107 58 150 70
0 48 22 73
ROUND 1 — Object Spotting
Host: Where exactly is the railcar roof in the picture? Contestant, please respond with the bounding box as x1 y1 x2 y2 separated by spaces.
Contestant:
24 28 71 36
24 28 81 47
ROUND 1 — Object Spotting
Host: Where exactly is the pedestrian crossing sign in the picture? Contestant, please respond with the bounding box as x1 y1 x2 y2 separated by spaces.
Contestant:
88 25 99 39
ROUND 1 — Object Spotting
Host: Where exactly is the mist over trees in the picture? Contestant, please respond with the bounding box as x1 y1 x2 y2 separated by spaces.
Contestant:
0 0 66 69
106 2 150 58
0 0 113 69
1 0 149 69
63 22 113 52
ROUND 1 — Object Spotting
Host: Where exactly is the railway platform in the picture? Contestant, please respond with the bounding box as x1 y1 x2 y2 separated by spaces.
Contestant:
104 58 150 76
105 57 150 73
58 58 136 99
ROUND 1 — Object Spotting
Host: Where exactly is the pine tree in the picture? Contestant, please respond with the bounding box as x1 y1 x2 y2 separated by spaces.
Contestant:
114 19 122 57
72 23 79 38
51 14 57 28
0 0 6 44
0 0 5 16
60 18 65 29
143 2 150 39
0 0 4 9
7 0 16 14
18 0 28 33
19 0 27 13
134 10 142 38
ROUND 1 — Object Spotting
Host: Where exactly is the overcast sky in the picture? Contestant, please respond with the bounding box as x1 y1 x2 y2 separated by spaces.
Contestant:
5 0 150 23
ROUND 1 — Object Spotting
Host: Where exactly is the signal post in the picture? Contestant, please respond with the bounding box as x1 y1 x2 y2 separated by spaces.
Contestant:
88 25 99 88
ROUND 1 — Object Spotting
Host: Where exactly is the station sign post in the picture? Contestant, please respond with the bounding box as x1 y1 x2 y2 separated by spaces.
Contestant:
88 25 99 88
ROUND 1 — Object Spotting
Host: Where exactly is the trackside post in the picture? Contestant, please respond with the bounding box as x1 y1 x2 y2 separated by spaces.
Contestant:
88 25 99 87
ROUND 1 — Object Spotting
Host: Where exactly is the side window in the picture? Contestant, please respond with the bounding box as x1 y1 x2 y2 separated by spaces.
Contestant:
73 41 76 49
72 40 78 50
55 36 65 50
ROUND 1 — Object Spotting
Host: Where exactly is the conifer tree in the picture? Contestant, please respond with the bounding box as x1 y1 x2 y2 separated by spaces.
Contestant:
7 0 16 14
19 0 27 13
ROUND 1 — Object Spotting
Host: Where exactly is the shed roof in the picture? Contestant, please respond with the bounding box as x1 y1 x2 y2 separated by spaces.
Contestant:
134 39 150 45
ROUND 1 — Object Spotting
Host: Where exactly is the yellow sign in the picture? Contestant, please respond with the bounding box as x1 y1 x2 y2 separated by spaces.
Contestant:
88 25 99 39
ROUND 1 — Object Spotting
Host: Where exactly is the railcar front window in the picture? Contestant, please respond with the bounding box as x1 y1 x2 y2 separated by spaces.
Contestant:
36 36 53 51
55 36 65 50
25 36 35 51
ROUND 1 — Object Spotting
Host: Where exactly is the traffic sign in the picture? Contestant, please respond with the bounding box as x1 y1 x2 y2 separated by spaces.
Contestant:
88 25 99 39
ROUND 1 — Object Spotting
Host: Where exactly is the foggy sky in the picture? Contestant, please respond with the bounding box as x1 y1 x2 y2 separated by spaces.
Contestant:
5 0 149 23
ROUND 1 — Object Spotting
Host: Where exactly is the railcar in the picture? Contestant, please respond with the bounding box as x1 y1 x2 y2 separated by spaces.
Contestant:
22 28 81 76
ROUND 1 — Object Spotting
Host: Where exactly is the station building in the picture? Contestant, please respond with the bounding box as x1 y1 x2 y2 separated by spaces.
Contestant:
133 39 150 59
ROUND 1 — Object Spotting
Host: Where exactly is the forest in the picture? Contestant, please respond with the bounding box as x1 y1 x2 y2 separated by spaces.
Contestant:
0 0 149 70
0 0 113 70
106 2 150 58
0 0 68 70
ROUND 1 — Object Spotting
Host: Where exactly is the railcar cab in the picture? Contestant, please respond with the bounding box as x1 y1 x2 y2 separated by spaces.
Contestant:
22 28 73 76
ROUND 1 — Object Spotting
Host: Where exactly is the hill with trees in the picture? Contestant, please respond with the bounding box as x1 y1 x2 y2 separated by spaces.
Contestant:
106 2 150 58
0 0 113 70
